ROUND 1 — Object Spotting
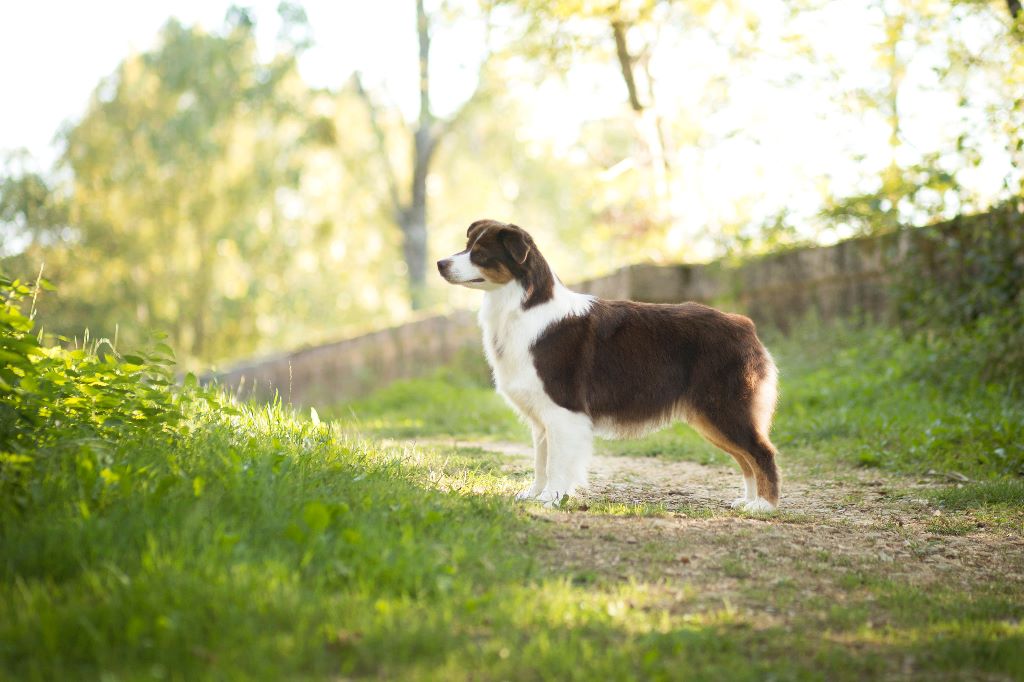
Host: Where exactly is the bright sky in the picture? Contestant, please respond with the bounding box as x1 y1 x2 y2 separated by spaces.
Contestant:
0 0 1016 254
0 1 433 167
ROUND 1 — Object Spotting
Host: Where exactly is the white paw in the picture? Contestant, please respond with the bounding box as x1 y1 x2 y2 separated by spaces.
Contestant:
535 488 571 507
515 488 541 501
741 498 777 514
730 497 753 509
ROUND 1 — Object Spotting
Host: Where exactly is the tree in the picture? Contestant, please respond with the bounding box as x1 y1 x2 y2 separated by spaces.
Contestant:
52 8 309 362
0 151 68 257
353 0 491 309
822 0 1024 233
499 0 673 213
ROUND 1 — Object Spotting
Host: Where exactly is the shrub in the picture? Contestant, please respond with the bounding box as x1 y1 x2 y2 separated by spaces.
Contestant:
0 273 187 513
894 205 1024 390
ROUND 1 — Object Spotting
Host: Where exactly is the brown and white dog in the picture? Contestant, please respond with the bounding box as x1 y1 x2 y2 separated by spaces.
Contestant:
437 219 782 511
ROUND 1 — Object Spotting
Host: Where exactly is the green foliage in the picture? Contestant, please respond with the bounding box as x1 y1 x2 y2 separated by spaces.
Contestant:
0 152 68 255
770 320 1024 478
821 155 962 235
53 12 310 364
0 274 193 514
892 207 1024 389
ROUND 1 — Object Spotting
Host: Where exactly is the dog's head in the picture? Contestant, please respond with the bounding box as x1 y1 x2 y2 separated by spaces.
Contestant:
436 220 534 291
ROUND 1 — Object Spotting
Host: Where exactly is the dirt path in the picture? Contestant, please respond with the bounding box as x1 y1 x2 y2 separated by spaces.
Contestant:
421 439 1024 614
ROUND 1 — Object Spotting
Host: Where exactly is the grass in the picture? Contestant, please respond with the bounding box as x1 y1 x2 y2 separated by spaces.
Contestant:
767 321 1024 480
12 397 1022 680
0 401 536 679
927 479 1024 510
5 276 1023 680
328 363 526 441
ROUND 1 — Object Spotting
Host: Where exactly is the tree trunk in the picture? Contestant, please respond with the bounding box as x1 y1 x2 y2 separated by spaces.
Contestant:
353 0 489 310
400 210 428 310
611 20 670 206
405 115 436 309
404 0 434 310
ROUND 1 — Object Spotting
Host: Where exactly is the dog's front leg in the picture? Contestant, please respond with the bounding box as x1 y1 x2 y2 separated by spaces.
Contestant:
536 409 593 506
515 423 548 500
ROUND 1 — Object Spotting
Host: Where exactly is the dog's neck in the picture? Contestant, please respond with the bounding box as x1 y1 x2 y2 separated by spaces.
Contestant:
514 249 556 309
483 252 557 316
479 260 594 349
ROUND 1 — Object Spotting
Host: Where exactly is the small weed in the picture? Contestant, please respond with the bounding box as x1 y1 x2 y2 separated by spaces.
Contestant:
671 504 721 519
721 558 751 579
927 516 975 536
564 498 668 517
857 451 883 468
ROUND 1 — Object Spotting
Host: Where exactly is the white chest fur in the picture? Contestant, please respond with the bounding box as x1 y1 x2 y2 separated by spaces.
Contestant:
478 282 593 422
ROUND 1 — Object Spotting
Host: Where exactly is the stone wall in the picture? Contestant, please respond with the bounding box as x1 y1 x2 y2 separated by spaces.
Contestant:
211 208 1021 405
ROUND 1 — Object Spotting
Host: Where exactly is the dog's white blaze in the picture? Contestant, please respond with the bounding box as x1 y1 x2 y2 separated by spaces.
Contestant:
480 280 595 501
446 251 497 290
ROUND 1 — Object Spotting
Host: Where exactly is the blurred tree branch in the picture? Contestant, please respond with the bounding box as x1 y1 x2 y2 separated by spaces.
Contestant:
353 0 492 310
612 20 644 112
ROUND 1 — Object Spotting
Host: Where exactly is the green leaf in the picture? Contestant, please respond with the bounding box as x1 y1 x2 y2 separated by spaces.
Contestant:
154 343 176 358
303 502 330 534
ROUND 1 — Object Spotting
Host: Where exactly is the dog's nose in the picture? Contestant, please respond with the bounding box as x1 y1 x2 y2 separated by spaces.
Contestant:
436 259 449 274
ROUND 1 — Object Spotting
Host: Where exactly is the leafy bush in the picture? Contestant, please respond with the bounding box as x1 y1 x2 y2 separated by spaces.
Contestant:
769 321 1024 478
0 273 189 513
893 206 1024 389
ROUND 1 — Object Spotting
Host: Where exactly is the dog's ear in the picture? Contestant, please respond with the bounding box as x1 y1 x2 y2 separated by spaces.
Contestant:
466 219 488 238
500 226 531 265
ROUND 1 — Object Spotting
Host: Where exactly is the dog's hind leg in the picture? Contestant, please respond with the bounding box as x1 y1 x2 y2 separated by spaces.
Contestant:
536 408 593 506
516 422 549 500
716 417 781 511
743 434 781 510
689 416 758 508
691 402 781 511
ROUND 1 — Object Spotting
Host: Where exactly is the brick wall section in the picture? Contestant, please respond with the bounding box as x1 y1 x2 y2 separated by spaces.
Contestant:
211 209 1020 405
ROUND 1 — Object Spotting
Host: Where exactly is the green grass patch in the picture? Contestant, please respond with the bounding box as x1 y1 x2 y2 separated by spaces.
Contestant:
329 370 527 441
0 401 538 679
11 393 1020 679
563 498 669 517
927 480 1024 510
